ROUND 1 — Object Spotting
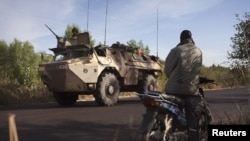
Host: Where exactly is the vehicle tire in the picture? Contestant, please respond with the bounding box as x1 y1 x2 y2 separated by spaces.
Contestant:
137 74 156 94
145 114 186 141
54 92 78 106
93 72 120 106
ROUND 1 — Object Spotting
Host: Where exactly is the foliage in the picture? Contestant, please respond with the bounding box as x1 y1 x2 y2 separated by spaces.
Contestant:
0 79 54 105
39 51 53 63
0 39 41 86
0 40 8 78
228 12 250 84
127 39 150 54
0 39 56 106
200 65 233 88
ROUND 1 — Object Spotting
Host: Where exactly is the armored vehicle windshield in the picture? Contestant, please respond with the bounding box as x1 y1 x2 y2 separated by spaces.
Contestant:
50 45 92 61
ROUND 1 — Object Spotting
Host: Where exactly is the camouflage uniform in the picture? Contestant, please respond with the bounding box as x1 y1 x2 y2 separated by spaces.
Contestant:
164 30 202 141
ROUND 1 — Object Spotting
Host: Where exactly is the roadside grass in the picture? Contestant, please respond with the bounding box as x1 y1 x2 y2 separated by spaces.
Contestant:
0 80 54 106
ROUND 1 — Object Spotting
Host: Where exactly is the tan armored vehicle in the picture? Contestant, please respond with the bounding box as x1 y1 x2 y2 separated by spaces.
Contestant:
38 30 162 106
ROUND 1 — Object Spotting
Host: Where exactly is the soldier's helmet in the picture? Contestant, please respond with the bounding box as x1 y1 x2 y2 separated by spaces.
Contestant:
72 27 79 34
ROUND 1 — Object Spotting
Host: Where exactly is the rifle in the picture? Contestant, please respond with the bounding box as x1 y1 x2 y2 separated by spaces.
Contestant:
45 24 60 39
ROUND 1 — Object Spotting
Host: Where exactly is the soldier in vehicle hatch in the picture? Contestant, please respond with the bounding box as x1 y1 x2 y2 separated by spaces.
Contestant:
63 27 79 46
71 27 79 40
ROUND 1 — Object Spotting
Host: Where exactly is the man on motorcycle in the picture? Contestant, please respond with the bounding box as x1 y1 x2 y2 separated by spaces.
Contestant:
164 29 202 141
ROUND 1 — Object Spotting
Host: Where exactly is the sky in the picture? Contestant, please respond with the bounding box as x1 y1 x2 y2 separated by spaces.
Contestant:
0 0 249 67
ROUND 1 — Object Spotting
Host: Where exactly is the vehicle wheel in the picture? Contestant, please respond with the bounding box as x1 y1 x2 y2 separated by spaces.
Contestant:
137 74 156 94
93 72 120 106
54 92 78 106
147 114 179 141
137 111 163 141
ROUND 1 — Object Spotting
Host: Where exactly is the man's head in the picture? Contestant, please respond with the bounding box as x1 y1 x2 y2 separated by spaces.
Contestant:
180 30 192 41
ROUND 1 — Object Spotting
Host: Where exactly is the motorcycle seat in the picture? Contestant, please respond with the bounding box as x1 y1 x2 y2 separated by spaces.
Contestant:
161 94 185 107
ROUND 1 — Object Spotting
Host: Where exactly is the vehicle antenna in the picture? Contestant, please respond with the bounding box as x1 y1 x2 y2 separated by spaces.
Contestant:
104 0 109 45
86 0 90 32
156 1 159 57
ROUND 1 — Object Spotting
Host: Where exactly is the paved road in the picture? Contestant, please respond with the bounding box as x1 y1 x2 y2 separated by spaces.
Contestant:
0 87 249 141
204 87 250 123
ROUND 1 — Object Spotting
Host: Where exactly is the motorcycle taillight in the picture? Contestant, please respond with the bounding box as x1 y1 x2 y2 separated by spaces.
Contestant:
141 99 160 107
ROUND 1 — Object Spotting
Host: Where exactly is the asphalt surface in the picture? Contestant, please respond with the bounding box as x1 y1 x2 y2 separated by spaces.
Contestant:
0 87 249 141
204 87 250 122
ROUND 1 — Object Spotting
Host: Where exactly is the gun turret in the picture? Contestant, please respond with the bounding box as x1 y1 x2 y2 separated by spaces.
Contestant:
45 24 60 39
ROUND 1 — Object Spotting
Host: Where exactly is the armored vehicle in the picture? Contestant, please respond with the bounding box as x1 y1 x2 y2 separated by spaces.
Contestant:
38 31 162 106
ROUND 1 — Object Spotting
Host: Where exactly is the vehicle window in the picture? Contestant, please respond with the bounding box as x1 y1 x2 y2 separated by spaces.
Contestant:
54 52 67 61
70 47 90 58
53 46 91 60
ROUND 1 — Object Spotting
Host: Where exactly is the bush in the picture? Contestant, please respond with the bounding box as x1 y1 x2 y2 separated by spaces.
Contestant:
0 80 54 106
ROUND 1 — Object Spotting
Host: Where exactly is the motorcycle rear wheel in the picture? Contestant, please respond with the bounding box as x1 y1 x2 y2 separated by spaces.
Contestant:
147 114 188 141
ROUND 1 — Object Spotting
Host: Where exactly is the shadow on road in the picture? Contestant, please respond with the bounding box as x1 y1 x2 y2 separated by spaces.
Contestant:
0 97 140 111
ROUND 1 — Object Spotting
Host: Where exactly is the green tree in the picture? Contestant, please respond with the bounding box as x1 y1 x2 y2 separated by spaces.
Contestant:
127 39 150 54
228 12 250 84
7 39 41 85
0 40 9 78
39 51 53 63
64 24 96 47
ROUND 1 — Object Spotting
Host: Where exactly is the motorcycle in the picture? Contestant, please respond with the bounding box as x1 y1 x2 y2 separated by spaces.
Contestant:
137 77 215 141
